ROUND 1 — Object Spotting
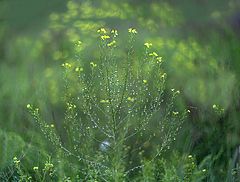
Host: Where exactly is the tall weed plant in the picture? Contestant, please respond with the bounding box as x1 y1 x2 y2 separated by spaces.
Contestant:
27 28 187 181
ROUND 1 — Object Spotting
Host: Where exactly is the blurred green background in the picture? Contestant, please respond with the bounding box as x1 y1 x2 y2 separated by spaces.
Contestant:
1 0 240 180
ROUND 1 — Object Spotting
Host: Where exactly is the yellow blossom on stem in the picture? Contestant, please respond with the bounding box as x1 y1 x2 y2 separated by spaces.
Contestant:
33 166 39 171
90 62 97 68
100 99 109 103
128 28 137 34
107 40 116 47
173 111 179 116
156 57 162 63
101 35 110 40
144 42 152 48
111 29 118 37
161 73 167 78
13 157 20 165
76 40 82 47
97 28 107 34
149 52 158 57
75 67 83 72
62 63 72 68
127 97 134 102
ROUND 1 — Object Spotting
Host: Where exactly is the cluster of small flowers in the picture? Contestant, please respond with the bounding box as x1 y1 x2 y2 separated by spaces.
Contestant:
32 159 54 177
144 42 162 63
128 28 137 34
62 62 84 74
62 62 72 68
97 28 118 48
13 156 20 166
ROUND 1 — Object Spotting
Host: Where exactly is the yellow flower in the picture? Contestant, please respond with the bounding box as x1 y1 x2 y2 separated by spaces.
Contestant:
44 162 54 171
90 62 97 68
13 157 20 165
144 42 152 48
172 111 179 116
100 99 109 103
128 28 137 34
100 35 110 40
161 73 167 78
149 52 158 57
156 57 162 63
107 40 116 47
111 29 118 37
97 28 107 34
75 40 82 47
62 63 72 68
75 67 83 72
127 97 134 102
50 124 54 128
33 166 39 170
143 79 147 84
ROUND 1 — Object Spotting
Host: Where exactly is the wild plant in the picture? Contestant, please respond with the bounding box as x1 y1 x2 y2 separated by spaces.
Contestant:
27 28 187 181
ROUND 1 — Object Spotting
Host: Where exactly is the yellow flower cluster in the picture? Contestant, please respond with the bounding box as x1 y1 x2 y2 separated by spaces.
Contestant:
156 57 162 63
172 111 179 116
75 67 83 72
45 124 54 128
144 42 152 48
62 62 72 68
44 162 54 171
128 28 137 34
76 40 82 47
100 99 109 103
97 28 111 40
127 97 134 102
101 35 110 40
161 73 167 78
149 52 158 57
97 28 107 34
33 166 39 171
90 62 97 68
107 40 116 47
111 29 118 37
13 157 20 165
172 89 180 93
